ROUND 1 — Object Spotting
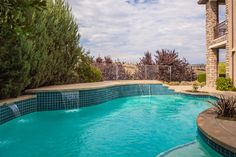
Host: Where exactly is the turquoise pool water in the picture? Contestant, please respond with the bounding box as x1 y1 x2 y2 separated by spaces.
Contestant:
0 95 221 157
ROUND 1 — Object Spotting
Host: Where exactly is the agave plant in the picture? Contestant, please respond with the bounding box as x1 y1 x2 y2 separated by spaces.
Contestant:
208 95 236 118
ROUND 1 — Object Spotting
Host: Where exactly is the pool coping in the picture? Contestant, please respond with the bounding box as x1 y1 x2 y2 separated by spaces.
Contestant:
197 108 236 156
0 95 36 106
25 80 163 93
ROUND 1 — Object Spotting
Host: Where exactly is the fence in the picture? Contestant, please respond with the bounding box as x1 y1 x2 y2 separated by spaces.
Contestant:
93 63 196 82
214 20 227 39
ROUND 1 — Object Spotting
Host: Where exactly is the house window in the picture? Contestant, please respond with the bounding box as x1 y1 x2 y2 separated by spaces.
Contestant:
219 4 226 23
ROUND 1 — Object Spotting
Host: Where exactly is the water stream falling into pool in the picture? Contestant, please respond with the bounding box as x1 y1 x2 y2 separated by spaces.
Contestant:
61 92 80 109
8 104 21 117
149 84 151 95
139 84 144 95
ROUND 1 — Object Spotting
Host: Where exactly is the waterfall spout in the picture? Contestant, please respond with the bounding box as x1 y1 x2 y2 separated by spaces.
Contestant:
8 104 21 117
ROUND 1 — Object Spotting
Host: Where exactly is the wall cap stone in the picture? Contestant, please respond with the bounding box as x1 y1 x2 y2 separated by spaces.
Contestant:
0 95 36 106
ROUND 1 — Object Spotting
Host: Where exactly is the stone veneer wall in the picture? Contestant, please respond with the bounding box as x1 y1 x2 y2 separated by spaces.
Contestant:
225 0 231 78
206 1 219 87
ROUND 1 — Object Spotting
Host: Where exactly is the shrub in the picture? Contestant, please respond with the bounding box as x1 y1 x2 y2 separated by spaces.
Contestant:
197 73 206 83
168 82 181 86
73 52 102 83
199 82 206 88
229 87 236 91
74 65 102 83
94 56 133 80
208 95 236 118
192 83 199 92
216 77 233 91
180 81 193 86
218 62 226 76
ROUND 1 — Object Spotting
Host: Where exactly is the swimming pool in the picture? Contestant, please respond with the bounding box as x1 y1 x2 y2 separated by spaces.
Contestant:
0 94 222 157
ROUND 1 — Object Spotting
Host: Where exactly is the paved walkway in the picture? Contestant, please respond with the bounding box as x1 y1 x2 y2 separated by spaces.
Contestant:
168 85 236 97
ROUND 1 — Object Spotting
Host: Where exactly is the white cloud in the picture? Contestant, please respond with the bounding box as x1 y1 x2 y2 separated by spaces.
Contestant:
66 0 207 64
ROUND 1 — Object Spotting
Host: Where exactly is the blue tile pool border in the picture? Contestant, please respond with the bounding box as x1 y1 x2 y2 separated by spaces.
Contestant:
0 97 37 125
36 84 176 111
0 84 216 125
198 129 236 157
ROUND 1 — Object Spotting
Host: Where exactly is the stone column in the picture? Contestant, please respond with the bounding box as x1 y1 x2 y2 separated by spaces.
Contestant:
206 1 219 87
226 0 236 85
225 0 231 79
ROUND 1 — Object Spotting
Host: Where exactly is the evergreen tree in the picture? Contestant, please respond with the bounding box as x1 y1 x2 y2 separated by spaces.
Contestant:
0 0 46 98
0 0 102 98
28 0 83 87
44 0 82 85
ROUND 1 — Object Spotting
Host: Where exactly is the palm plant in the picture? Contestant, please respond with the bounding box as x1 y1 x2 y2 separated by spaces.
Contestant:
208 95 236 118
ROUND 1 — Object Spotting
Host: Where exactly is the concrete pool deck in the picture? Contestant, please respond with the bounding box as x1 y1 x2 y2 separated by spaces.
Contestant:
168 85 236 97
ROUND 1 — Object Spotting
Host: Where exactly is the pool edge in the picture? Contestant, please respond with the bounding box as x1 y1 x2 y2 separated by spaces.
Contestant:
197 109 236 157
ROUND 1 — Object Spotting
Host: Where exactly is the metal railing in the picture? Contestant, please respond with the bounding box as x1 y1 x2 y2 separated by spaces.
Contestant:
93 63 196 82
214 20 227 39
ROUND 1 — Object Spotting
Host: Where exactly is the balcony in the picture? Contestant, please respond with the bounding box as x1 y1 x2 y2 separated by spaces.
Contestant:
214 20 227 39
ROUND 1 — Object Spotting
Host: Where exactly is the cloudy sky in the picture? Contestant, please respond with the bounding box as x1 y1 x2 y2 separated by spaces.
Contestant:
66 0 225 64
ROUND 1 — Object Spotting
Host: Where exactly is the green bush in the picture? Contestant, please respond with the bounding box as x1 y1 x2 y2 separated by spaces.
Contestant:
218 62 226 75
229 87 236 91
208 95 236 118
73 53 103 83
197 73 206 83
192 83 199 92
76 65 102 83
216 77 233 91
